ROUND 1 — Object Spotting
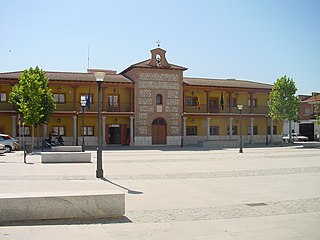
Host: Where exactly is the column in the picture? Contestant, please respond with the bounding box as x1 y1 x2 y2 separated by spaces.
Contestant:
43 124 47 139
205 91 210 113
250 117 254 144
130 116 134 146
183 116 187 145
249 92 254 114
101 87 106 112
228 92 232 113
102 116 106 145
73 115 77 146
270 118 274 144
229 117 233 139
207 117 211 140
72 86 78 111
11 116 17 138
130 89 134 112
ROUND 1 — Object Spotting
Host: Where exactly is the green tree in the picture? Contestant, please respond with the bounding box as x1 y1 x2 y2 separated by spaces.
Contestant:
9 66 56 150
269 76 300 143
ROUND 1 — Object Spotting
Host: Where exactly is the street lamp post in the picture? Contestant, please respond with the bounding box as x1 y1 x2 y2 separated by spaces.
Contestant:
238 104 243 153
266 100 270 146
265 114 269 146
181 113 184 147
94 72 106 178
80 95 86 152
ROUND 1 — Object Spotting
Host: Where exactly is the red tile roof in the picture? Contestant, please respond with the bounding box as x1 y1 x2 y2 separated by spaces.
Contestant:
301 94 320 103
121 59 188 73
0 71 133 83
183 77 273 90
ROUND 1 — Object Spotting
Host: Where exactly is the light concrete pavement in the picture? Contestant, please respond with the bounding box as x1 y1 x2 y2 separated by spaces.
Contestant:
0 146 319 239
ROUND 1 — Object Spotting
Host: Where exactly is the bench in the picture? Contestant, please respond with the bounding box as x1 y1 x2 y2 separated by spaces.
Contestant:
0 191 125 222
302 142 320 148
51 146 82 152
41 152 91 163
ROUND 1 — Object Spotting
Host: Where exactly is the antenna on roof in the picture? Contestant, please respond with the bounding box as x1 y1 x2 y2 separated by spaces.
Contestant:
87 46 90 70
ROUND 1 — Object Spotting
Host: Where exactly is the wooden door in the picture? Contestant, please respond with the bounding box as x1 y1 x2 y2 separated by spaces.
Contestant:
152 118 167 144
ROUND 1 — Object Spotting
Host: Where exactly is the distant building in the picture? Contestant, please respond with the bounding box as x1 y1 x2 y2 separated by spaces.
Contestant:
0 47 283 147
299 93 320 140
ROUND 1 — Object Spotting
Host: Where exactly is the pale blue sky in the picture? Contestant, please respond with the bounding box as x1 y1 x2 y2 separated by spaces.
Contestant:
1 0 319 94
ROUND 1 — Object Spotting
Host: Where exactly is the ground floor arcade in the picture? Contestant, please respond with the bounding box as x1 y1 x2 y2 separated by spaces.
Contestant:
3 112 282 147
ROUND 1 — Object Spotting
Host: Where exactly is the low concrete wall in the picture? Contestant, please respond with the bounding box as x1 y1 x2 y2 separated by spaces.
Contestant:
0 191 125 222
41 152 91 163
302 142 320 148
51 146 82 152
199 140 239 148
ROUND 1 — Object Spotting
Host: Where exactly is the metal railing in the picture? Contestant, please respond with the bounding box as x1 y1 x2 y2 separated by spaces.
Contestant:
54 101 132 112
184 104 269 115
0 103 15 111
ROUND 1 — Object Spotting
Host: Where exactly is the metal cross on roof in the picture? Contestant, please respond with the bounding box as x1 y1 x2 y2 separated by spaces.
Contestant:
156 40 161 47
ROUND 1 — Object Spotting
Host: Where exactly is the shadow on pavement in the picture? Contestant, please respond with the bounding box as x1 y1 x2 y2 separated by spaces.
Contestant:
100 177 143 195
0 216 132 227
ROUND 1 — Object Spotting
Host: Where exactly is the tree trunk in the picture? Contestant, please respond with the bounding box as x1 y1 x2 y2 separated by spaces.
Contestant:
37 126 40 148
31 125 35 152
289 120 292 143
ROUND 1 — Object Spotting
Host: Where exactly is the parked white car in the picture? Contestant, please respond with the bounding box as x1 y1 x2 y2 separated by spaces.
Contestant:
282 133 308 143
0 134 19 152
0 144 6 154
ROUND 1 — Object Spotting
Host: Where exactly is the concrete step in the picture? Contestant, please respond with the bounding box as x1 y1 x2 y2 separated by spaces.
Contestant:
41 152 91 163
0 191 125 223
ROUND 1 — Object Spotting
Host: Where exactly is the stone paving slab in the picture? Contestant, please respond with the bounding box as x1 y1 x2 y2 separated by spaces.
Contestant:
0 146 319 239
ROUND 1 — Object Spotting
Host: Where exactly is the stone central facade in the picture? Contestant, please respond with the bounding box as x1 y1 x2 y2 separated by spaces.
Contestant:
122 48 186 146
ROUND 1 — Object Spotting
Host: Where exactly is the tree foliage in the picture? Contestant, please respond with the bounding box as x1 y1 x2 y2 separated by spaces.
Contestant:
313 93 320 125
9 66 56 127
269 75 300 121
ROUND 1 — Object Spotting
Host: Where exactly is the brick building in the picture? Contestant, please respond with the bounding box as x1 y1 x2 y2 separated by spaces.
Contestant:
0 47 282 147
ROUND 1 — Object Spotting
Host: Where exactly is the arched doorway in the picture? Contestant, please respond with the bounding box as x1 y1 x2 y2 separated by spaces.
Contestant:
152 118 167 144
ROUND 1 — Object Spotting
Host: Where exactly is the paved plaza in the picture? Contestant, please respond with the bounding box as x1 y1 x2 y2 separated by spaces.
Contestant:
0 146 319 239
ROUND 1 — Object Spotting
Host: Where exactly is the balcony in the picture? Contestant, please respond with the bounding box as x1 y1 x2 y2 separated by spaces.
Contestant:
0 102 15 111
55 102 75 112
184 104 269 115
55 101 132 113
105 102 131 112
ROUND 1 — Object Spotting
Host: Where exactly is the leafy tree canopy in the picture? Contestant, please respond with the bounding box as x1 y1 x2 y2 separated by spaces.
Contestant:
9 66 56 126
269 75 300 121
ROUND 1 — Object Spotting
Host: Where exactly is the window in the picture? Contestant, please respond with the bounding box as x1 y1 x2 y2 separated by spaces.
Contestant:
18 126 31 136
52 126 65 136
0 93 7 102
227 126 238 135
53 93 65 103
186 126 197 135
108 95 119 111
81 94 92 104
248 99 257 107
82 126 94 136
268 126 277 135
304 107 311 116
248 126 258 135
186 97 197 106
156 94 163 105
227 98 237 107
210 126 219 135
156 54 161 66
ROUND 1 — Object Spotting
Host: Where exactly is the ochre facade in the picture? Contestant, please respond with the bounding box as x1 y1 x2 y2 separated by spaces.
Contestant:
0 48 283 147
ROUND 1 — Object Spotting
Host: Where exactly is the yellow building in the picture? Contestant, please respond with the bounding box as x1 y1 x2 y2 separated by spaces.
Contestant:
0 48 282 147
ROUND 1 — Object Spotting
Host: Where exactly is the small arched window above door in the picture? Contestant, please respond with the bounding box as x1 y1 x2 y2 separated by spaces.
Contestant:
156 94 163 105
